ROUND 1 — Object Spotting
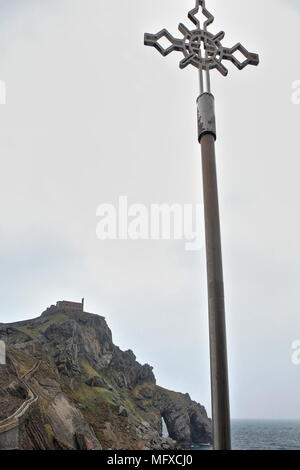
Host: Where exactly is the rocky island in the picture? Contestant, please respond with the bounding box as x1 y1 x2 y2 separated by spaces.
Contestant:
0 301 212 450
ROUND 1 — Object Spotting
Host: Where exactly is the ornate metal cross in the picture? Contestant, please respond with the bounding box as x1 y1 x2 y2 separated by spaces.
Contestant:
145 0 259 89
144 0 260 452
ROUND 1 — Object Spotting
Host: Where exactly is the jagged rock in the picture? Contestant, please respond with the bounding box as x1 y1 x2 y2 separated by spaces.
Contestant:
161 437 177 450
0 327 32 345
139 421 152 432
6 381 28 400
0 305 212 449
22 417 51 450
98 353 113 369
41 312 114 377
149 436 177 450
114 372 128 389
75 433 88 450
139 387 153 399
137 422 177 451
110 348 156 389
46 393 102 450
136 400 150 412
85 376 113 391
118 406 128 417
154 387 212 445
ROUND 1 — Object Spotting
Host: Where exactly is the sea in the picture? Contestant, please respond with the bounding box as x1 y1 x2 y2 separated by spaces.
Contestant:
187 420 300 451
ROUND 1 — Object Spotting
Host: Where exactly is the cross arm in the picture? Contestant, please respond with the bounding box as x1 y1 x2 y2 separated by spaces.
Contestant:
144 29 185 57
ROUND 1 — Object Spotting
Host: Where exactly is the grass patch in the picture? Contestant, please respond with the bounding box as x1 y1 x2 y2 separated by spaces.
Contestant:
79 359 100 378
16 313 68 340
75 383 116 407
8 347 36 375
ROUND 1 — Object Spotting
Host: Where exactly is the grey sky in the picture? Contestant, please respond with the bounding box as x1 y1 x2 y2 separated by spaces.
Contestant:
0 0 300 420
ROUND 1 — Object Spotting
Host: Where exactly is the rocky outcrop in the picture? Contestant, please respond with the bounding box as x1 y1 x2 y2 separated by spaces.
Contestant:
135 421 177 450
46 393 102 450
85 376 113 391
110 347 156 390
118 406 128 417
0 304 212 449
155 389 211 445
131 385 211 446
42 313 114 376
6 381 28 400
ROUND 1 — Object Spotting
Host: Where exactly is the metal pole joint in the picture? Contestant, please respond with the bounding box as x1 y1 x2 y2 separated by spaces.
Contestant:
197 92 216 143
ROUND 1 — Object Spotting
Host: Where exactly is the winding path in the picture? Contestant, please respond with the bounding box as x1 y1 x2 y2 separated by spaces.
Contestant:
0 359 41 446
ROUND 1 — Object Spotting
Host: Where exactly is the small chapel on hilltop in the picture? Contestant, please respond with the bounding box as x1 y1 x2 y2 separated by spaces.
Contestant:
56 298 84 312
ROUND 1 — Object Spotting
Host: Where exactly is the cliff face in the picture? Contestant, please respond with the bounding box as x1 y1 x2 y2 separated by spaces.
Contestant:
0 305 212 450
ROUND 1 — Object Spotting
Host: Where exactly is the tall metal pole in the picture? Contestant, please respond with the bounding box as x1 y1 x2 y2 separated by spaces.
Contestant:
144 0 259 451
197 93 231 449
198 9 231 449
202 135 231 449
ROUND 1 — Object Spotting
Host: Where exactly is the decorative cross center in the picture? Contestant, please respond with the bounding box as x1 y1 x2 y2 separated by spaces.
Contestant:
144 0 259 77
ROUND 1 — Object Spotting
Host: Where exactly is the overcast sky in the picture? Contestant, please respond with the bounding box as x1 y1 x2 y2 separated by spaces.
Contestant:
0 0 300 420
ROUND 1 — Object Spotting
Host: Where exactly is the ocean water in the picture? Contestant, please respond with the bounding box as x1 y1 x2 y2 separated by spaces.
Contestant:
189 420 300 450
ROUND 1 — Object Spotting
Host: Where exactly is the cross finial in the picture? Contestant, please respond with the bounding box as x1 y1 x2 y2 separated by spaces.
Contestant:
144 0 259 77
